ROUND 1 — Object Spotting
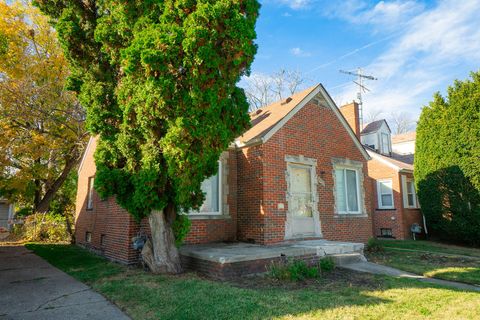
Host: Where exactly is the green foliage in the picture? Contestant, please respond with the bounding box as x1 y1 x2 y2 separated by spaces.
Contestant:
319 257 335 272
415 71 480 245
366 237 384 253
172 214 192 246
35 0 259 238
15 214 71 242
268 258 335 281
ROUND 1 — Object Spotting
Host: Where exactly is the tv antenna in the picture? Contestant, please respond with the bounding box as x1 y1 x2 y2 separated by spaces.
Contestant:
340 68 377 129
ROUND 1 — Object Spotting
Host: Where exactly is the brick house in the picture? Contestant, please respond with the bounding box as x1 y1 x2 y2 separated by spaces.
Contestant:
340 108 424 240
76 84 374 264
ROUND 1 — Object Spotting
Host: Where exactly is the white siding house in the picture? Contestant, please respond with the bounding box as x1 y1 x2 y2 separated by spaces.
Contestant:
360 120 392 156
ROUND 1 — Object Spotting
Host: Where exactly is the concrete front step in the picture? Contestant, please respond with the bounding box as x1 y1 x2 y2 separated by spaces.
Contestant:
330 253 367 266
180 240 366 279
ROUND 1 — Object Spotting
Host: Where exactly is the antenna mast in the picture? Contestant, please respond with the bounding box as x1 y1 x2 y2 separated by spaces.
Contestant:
339 68 377 129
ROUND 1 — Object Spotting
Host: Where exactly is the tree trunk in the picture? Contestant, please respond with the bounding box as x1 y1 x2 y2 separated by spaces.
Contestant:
141 206 182 274
35 151 81 214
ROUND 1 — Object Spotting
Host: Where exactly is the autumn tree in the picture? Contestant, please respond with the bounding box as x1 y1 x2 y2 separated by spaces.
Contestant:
35 0 259 273
0 1 87 214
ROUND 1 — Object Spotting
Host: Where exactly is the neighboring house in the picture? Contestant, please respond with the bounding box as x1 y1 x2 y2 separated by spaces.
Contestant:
0 199 14 230
340 105 423 240
360 119 392 156
76 84 374 264
392 131 416 155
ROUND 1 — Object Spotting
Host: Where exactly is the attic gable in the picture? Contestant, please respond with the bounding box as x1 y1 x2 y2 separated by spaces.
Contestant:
235 84 370 161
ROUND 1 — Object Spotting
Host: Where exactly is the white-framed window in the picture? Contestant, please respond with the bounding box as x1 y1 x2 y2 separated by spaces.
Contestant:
87 177 94 210
335 167 361 214
189 161 222 215
381 132 390 154
377 179 394 209
401 175 418 208
406 179 417 208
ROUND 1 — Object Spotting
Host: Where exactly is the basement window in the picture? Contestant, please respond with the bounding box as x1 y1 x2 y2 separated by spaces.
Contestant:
100 234 106 247
380 228 393 237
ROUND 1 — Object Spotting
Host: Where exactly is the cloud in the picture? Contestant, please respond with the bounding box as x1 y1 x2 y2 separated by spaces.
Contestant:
290 47 311 57
277 0 312 10
333 0 480 118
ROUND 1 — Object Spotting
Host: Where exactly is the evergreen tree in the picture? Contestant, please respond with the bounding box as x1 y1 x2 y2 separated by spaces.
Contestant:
34 0 259 272
415 71 480 245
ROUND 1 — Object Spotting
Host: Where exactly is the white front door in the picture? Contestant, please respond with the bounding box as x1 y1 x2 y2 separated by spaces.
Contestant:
285 163 321 238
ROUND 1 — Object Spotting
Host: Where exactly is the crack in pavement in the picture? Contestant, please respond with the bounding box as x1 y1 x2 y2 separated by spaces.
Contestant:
33 288 92 312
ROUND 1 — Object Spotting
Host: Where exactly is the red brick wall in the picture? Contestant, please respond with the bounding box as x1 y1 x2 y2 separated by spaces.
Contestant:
75 139 238 264
236 144 265 243
340 102 360 139
367 159 422 240
248 101 373 244
75 138 139 264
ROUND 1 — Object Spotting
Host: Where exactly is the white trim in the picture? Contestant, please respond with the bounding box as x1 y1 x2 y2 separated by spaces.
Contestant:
78 136 94 174
284 156 322 239
334 166 362 214
367 150 413 173
235 84 371 162
318 84 370 161
261 85 322 143
188 161 223 216
377 179 394 209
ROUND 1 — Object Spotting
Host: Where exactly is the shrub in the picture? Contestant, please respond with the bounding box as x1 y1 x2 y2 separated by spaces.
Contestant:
268 257 334 281
366 237 384 253
15 214 71 243
415 71 480 245
319 257 335 272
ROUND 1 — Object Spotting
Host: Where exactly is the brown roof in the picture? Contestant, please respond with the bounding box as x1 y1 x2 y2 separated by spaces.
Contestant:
236 85 319 145
392 131 416 144
367 148 413 171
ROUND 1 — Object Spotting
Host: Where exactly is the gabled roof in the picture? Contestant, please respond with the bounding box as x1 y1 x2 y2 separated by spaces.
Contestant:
366 147 413 172
236 85 319 145
392 131 416 144
235 84 370 160
361 119 390 135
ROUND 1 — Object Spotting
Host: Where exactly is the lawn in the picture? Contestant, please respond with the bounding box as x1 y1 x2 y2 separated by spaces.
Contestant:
367 240 480 286
26 243 480 320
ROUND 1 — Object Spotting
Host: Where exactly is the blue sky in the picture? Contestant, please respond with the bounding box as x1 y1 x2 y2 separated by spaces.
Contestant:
245 0 480 122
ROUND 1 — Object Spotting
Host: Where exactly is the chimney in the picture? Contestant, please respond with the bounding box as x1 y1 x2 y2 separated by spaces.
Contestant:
340 102 360 139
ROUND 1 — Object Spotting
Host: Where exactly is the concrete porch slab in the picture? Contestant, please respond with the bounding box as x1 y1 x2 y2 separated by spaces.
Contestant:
180 240 364 264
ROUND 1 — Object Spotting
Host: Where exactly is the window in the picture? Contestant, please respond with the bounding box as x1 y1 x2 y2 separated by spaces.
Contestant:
189 162 222 215
377 179 394 209
87 177 94 210
335 168 361 214
406 180 417 207
85 231 92 243
380 228 393 237
100 234 106 247
381 132 390 154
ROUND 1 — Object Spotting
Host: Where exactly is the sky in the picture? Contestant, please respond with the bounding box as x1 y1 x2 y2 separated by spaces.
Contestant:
244 0 480 123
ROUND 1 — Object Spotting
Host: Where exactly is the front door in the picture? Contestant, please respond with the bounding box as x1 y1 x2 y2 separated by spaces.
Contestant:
285 163 321 238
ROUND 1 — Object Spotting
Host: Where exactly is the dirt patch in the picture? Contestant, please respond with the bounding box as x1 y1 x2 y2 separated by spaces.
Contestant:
225 268 383 291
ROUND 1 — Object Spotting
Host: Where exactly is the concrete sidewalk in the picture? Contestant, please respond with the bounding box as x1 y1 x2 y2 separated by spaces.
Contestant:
342 261 480 292
0 246 130 320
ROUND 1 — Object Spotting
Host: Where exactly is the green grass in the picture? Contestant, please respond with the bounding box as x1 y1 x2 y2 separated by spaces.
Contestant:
367 240 480 285
26 243 480 320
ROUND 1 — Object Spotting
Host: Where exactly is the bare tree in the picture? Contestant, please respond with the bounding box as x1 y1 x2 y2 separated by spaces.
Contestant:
364 109 384 124
389 111 415 134
244 69 307 111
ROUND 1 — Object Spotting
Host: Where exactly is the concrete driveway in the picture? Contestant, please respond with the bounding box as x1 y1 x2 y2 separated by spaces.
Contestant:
0 246 130 320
